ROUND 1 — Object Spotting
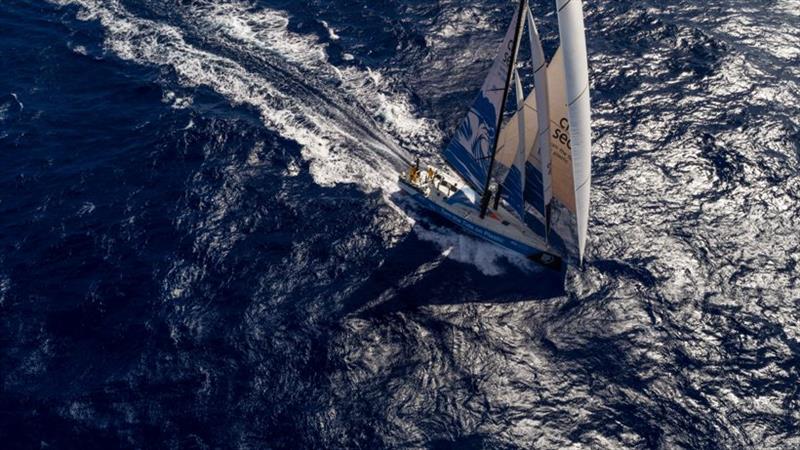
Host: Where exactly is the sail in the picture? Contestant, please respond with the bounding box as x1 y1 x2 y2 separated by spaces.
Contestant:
502 71 530 219
545 47 575 213
495 77 540 222
556 0 592 263
526 9 552 215
493 77 539 178
441 5 525 194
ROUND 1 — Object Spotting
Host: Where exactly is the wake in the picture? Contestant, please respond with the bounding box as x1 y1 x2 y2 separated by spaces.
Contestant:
52 0 442 192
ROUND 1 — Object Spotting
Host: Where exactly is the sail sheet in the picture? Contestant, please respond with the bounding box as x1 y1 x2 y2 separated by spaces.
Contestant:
441 6 524 194
556 0 592 263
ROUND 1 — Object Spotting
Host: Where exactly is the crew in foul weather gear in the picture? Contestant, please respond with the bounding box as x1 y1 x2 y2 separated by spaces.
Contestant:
408 159 420 184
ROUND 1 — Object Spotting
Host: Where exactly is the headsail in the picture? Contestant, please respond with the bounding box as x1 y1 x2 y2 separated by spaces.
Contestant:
526 9 552 218
441 3 527 194
545 48 576 214
506 71 530 219
496 80 542 219
556 0 592 263
492 6 556 230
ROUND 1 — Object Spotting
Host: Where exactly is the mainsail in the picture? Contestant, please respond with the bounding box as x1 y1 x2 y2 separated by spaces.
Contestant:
441 1 527 195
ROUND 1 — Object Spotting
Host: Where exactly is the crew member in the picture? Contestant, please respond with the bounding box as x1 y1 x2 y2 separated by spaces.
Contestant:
408 158 420 184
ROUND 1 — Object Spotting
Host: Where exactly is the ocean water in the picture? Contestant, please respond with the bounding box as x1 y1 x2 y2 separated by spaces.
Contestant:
1 0 799 448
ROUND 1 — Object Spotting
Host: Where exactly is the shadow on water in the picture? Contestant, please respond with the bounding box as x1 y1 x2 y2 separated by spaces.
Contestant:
339 191 566 317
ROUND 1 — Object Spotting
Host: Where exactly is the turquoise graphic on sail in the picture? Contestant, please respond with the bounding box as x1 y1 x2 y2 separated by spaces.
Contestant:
441 6 523 195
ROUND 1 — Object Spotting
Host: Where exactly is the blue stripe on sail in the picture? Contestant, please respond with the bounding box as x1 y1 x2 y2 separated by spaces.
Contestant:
471 91 500 134
501 165 525 219
525 210 567 254
442 96 499 193
524 161 545 215
524 210 547 238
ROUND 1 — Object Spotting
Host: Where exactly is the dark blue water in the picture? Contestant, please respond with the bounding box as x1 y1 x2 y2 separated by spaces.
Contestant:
2 0 799 448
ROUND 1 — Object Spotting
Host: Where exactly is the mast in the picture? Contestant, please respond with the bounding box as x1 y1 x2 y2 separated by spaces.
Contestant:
480 0 529 218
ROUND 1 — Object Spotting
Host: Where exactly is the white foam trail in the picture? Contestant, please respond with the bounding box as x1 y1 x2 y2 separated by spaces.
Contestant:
432 7 495 39
77 202 96 216
162 90 193 109
68 42 89 56
52 0 442 193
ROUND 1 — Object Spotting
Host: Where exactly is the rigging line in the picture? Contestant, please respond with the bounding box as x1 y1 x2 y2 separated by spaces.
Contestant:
480 0 528 216
557 0 573 13
568 83 589 107
575 176 590 192
575 175 592 192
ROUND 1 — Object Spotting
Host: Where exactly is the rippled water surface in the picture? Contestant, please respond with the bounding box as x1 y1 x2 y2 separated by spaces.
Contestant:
1 0 799 448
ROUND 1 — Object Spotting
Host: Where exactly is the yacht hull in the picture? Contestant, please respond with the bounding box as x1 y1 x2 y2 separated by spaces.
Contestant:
399 177 562 270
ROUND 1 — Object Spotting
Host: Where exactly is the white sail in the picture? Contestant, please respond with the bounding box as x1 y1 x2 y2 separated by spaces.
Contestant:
493 71 536 219
509 70 529 218
546 47 575 214
555 0 592 263
494 86 539 171
514 70 527 166
526 8 552 210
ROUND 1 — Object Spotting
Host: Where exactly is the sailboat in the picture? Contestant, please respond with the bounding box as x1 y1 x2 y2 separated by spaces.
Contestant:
398 0 592 270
